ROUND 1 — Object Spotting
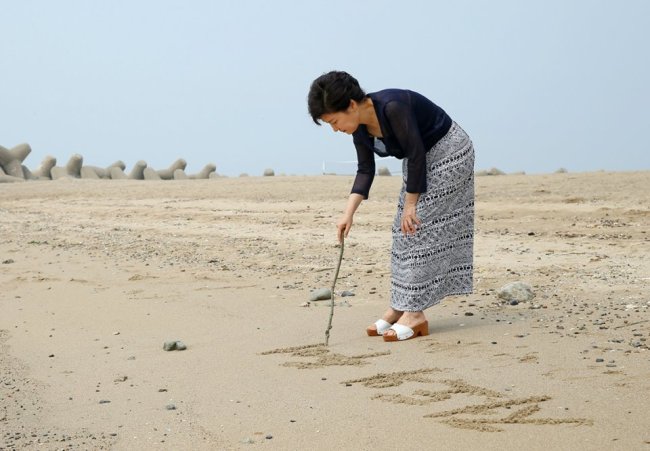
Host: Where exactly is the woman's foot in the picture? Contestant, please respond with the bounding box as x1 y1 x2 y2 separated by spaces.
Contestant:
366 308 404 336
382 311 428 341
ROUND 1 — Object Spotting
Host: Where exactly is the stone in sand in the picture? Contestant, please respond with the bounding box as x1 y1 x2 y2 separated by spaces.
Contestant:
497 282 535 303
143 167 162 180
163 341 177 351
129 160 148 180
0 143 31 179
157 159 187 180
173 168 188 180
190 163 216 179
31 155 57 180
174 341 187 350
309 288 332 301
263 168 275 176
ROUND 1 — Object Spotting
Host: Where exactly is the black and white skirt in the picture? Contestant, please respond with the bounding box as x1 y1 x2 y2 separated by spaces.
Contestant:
391 122 475 312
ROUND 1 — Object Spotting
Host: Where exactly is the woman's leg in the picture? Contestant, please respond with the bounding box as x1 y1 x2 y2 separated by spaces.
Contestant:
382 311 427 339
366 307 404 334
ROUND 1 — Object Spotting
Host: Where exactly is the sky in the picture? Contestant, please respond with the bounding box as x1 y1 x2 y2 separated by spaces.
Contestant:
2 0 649 177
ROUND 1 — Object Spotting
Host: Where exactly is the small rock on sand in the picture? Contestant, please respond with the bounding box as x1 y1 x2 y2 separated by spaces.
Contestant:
497 282 535 303
175 341 187 351
309 288 332 301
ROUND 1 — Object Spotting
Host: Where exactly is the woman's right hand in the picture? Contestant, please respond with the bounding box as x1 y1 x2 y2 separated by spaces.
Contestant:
336 213 353 243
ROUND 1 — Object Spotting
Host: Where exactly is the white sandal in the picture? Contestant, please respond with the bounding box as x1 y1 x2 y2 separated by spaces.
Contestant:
366 319 393 336
383 321 429 341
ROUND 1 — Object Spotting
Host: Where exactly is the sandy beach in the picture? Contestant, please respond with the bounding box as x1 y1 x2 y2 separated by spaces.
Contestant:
1 171 649 450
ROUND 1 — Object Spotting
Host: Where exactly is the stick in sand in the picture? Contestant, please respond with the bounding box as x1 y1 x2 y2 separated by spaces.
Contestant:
325 237 345 346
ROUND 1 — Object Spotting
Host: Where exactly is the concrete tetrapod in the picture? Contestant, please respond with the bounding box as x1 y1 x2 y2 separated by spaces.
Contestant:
157 159 187 180
51 154 83 180
173 169 188 180
129 160 148 180
0 166 25 183
190 163 217 179
0 143 32 179
83 161 127 179
110 166 128 179
31 156 57 180
143 167 162 180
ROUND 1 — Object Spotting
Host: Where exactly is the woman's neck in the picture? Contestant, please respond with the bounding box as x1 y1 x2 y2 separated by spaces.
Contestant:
358 97 379 128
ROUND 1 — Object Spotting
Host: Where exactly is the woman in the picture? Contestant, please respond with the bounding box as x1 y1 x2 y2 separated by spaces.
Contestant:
307 71 474 342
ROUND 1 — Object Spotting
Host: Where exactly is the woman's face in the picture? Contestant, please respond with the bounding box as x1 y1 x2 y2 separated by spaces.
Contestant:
320 101 360 135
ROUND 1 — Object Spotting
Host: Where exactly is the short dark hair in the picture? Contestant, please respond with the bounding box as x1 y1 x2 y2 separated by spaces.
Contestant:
307 71 366 125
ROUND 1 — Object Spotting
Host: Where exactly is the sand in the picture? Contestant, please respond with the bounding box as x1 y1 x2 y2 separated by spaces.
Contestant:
1 171 649 450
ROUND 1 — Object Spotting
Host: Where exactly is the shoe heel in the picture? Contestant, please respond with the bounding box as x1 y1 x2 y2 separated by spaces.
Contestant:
416 321 429 337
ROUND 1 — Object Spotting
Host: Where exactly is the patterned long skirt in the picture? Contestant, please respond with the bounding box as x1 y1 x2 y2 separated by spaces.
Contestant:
391 121 475 312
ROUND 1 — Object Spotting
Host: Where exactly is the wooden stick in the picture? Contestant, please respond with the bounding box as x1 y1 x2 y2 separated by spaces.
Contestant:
325 237 345 346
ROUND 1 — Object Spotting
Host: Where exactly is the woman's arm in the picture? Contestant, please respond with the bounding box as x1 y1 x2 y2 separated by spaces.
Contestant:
337 193 364 242
401 192 421 235
383 100 426 235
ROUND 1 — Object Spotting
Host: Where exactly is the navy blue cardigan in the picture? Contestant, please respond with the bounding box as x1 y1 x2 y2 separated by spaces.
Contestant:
351 89 452 198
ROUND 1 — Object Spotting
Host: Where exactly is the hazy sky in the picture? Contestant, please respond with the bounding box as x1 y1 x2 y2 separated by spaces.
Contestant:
2 0 649 176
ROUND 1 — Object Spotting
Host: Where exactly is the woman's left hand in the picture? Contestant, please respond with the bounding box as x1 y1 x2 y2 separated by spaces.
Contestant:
401 204 421 235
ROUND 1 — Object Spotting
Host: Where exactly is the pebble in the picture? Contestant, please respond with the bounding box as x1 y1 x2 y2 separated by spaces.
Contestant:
99 400 111 404
241 437 254 444
265 435 273 440
309 288 331 302
498 282 535 303
596 358 604 362
163 340 187 351
2 258 15 264
165 404 176 410
340 290 355 297
464 312 474 316
510 300 519 306
175 341 187 351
